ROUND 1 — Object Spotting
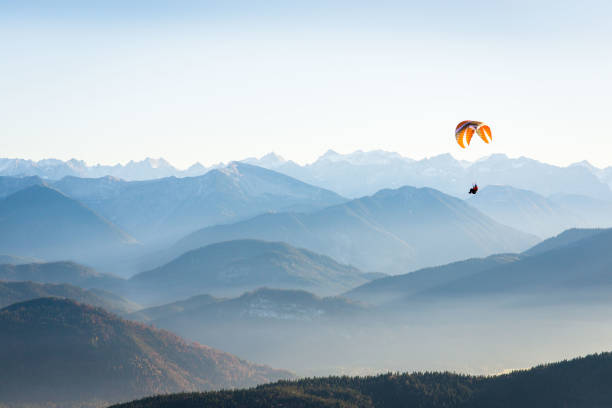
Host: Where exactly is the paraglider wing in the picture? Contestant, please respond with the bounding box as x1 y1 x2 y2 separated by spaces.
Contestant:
455 121 492 147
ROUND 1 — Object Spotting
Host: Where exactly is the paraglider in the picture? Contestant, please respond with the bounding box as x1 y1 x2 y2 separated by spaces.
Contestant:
455 121 492 148
455 121 491 195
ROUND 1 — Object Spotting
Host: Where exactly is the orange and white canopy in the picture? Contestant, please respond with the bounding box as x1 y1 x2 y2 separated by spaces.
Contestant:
455 121 492 148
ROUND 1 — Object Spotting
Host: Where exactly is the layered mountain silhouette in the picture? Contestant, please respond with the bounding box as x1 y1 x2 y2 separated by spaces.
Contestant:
467 185 612 238
0 298 291 406
131 288 368 372
111 351 612 408
345 253 522 305
130 240 372 303
0 185 136 261
346 227 612 307
0 280 137 314
169 186 538 274
136 288 365 327
5 152 612 199
52 162 346 243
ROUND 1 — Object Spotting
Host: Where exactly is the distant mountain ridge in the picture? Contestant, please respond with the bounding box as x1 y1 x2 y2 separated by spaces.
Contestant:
169 186 537 274
50 162 346 244
243 151 612 199
0 298 291 406
0 185 136 262
0 261 124 290
345 227 612 307
3 152 612 199
0 157 214 181
130 239 372 303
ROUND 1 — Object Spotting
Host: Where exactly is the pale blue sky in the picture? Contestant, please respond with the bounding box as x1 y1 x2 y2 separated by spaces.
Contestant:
1 1 611 168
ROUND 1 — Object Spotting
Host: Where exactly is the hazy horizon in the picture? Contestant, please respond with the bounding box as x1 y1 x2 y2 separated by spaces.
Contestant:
1 150 609 171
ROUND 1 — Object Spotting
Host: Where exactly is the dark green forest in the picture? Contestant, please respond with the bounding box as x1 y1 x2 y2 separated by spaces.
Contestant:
111 351 612 408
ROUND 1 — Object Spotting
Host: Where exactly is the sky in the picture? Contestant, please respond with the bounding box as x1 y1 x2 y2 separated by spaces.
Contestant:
1 1 611 169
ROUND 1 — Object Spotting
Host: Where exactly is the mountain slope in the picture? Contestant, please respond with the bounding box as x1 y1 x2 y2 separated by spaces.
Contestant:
130 240 371 302
467 185 612 238
135 288 368 372
523 228 605 256
0 185 136 261
111 351 612 408
0 261 125 290
345 253 522 305
0 298 291 406
408 227 612 303
466 185 583 237
346 227 612 307
170 186 537 274
0 280 137 314
0 175 45 198
53 162 346 243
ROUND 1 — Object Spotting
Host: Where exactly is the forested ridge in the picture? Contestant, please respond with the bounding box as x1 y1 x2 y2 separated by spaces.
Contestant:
111 351 612 408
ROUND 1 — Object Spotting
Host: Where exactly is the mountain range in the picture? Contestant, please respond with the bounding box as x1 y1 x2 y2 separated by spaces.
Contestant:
4 151 612 200
168 186 538 274
0 157 212 181
0 298 291 406
243 151 612 199
51 162 345 244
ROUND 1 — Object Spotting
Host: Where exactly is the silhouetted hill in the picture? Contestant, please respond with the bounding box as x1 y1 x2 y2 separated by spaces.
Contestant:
111 351 612 408
0 185 136 261
169 186 537 274
127 294 222 322
345 254 522 305
346 227 612 306
523 228 606 256
52 163 346 244
0 298 291 406
0 261 124 291
130 240 371 302
407 227 612 303
0 175 44 198
0 280 137 314
146 288 365 326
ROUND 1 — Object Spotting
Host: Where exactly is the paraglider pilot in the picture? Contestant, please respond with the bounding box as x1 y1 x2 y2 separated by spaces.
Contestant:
469 184 478 195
